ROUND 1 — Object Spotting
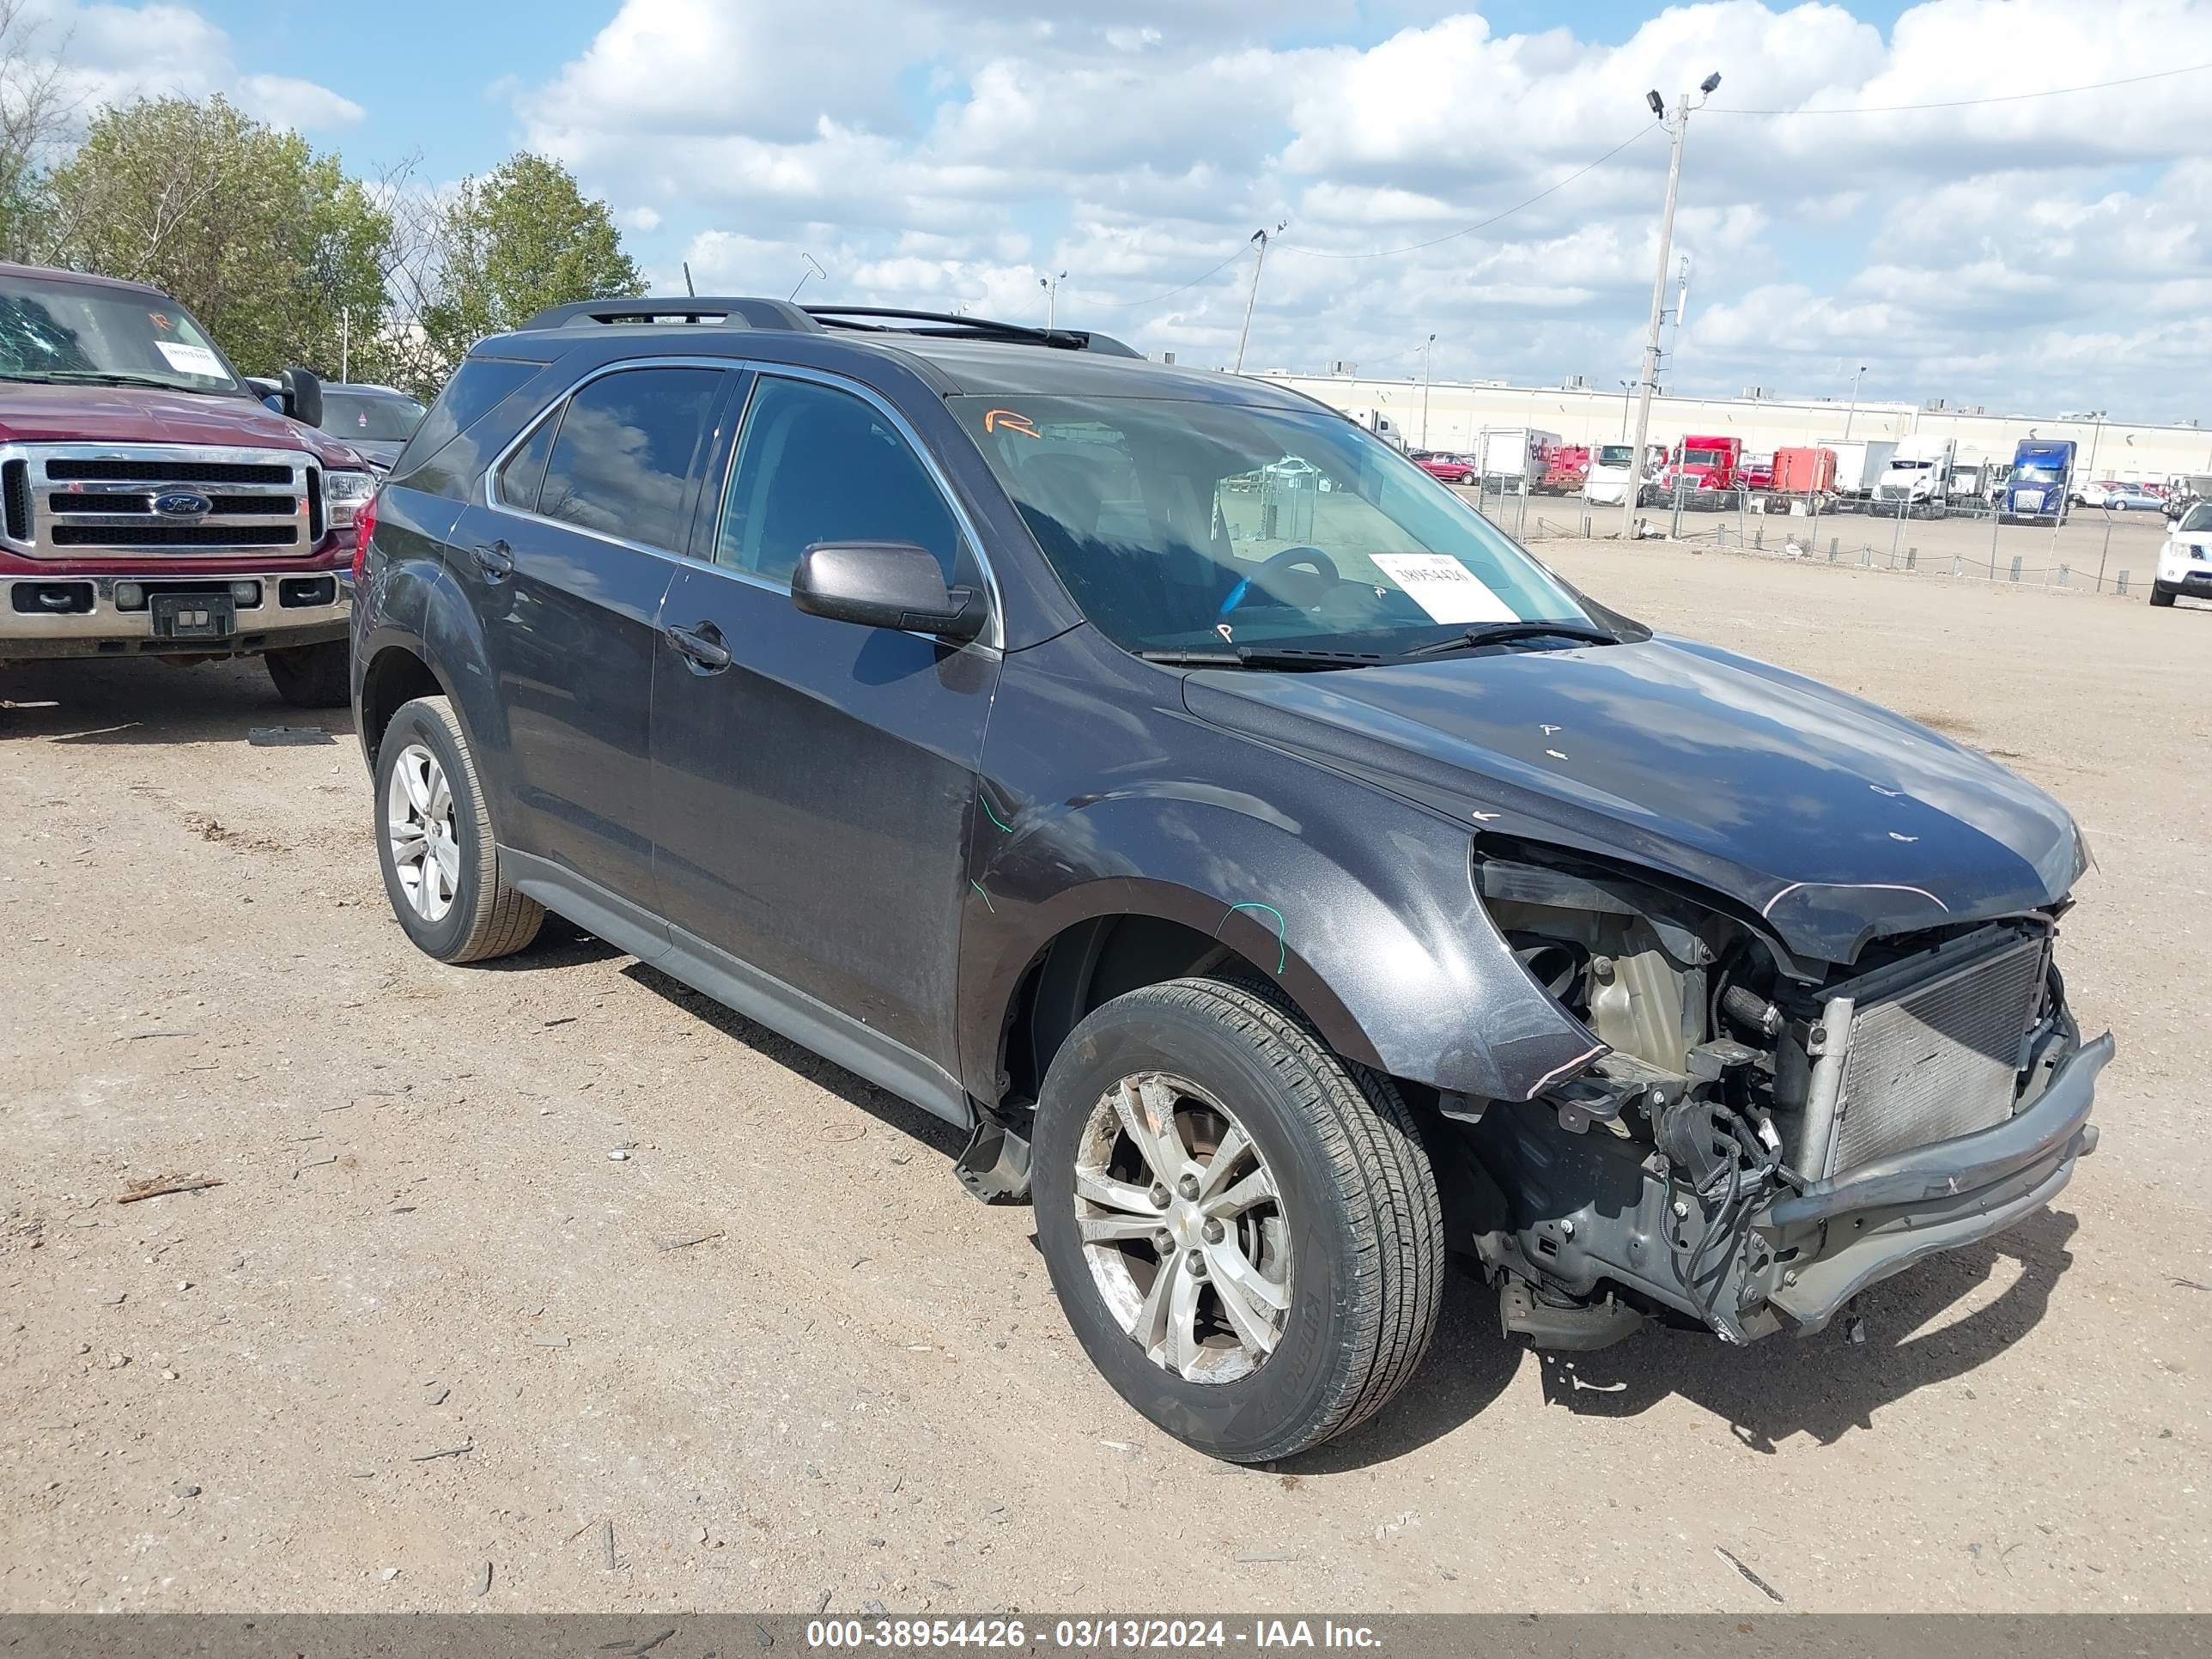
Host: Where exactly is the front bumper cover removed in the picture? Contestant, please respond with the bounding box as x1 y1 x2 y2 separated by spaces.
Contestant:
1757 1031 2110 1333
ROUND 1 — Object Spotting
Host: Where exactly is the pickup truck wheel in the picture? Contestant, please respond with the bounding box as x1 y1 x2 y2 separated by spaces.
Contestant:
2149 583 2177 607
373 696 543 963
264 640 349 708
1032 978 1443 1463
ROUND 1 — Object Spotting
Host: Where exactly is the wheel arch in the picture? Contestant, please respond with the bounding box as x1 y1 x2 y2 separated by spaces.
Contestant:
991 903 1369 1115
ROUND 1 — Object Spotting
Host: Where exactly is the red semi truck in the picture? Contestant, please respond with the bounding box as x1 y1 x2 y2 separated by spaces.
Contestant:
1657 434 1747 497
0 261 375 705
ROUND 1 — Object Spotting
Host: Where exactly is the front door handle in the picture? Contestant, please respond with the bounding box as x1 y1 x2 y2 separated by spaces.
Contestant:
664 620 732 672
471 539 514 579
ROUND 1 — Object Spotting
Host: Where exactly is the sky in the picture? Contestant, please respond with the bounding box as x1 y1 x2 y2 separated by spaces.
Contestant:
24 0 2212 420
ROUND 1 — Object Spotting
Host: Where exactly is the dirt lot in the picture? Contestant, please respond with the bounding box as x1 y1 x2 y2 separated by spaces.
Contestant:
3 543 2208 1615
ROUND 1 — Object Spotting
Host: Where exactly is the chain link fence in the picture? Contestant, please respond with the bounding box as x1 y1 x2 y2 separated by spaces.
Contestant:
1462 482 2160 598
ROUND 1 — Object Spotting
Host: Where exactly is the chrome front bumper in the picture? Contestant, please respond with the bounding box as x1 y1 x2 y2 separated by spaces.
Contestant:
0 568 352 659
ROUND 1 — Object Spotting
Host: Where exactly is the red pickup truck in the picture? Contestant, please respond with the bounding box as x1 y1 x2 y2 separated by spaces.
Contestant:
0 261 375 706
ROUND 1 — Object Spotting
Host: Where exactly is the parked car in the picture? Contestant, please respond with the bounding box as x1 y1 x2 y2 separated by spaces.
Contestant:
353 295 2108 1463
1413 451 1475 484
2099 483 2163 512
318 383 428 470
0 260 373 704
2151 501 2212 607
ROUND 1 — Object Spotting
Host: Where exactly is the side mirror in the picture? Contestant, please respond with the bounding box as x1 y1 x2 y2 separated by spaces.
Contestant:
281 366 324 429
791 541 984 642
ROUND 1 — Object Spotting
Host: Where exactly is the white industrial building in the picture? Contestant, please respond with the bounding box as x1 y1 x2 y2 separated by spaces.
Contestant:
1251 371 2212 483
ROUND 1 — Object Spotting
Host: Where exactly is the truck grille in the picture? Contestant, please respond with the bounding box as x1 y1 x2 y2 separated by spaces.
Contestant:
1826 933 2048 1176
0 444 316 558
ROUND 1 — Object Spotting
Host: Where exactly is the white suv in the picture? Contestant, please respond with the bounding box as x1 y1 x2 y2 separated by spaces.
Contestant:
2152 501 2212 607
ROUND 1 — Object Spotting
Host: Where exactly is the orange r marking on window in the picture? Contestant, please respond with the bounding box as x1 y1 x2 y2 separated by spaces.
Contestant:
983 409 1040 438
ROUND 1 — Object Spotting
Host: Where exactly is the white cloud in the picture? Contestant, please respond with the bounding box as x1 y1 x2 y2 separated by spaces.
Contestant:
519 0 2212 415
29 0 362 132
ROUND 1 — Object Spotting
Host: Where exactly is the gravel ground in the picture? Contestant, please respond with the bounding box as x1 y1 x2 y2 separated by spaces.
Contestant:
3 540 2207 1614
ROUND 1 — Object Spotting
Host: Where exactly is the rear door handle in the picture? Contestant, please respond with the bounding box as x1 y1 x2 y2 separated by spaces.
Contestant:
663 620 732 672
471 540 514 579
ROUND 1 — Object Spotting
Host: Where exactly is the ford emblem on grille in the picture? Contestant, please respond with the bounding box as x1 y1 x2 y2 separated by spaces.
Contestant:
154 489 213 520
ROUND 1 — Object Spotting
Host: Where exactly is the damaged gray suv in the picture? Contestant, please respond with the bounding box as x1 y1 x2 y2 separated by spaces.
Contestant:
353 298 2108 1462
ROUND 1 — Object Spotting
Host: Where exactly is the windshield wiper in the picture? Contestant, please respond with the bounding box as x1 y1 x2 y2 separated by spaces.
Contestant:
40 370 218 392
1396 621 1621 659
1138 645 1387 672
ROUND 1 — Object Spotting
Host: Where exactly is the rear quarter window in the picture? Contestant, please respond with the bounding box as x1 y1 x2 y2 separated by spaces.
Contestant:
389 355 553 499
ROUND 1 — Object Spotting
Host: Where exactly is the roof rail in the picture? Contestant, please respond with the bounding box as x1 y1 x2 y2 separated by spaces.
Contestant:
519 296 823 332
802 305 1143 358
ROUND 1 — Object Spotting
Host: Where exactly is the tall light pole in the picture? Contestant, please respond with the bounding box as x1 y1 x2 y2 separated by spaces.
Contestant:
1843 363 1868 438
789 253 826 301
1233 221 1286 374
1419 332 1437 449
1620 73 1719 539
1619 379 1634 441
1039 269 1066 330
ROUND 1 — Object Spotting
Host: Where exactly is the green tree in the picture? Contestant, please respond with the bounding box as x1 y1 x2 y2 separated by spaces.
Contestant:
416 153 643 385
43 95 391 379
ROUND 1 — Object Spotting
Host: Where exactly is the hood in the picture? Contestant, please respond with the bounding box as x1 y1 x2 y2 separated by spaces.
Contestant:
1182 636 2086 964
0 381 369 468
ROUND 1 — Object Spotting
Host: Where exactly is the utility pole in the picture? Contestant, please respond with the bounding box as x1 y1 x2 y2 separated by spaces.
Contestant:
1843 363 1868 438
1233 221 1286 374
1621 74 1717 539
1039 270 1066 330
1419 332 1437 449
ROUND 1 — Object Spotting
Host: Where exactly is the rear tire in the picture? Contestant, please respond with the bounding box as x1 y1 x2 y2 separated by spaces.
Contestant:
264 640 349 708
1032 978 1443 1463
373 695 543 963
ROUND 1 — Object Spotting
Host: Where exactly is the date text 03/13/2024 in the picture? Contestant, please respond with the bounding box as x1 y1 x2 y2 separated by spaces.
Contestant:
803 1618 1383 1650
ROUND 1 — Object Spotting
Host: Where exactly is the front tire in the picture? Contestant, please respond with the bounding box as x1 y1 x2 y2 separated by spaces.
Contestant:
264 640 349 707
1033 978 1443 1463
2150 583 2177 607
372 695 543 963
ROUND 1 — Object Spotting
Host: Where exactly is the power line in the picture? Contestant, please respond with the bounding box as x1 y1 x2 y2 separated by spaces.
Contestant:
1709 60 2212 116
1272 125 1659 259
1092 246 1254 310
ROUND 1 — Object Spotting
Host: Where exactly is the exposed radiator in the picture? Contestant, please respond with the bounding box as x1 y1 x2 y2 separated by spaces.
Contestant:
1824 933 2048 1176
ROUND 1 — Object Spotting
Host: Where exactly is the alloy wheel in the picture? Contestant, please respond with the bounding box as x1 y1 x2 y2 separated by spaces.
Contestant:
386 741 459 923
1073 1072 1291 1385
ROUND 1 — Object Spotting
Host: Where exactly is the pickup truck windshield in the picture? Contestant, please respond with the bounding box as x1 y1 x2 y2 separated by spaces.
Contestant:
952 395 1594 659
1595 445 1634 466
2179 504 2212 532
0 274 244 396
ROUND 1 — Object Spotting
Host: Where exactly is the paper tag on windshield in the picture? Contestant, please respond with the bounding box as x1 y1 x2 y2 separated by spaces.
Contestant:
1370 554 1517 624
155 341 224 378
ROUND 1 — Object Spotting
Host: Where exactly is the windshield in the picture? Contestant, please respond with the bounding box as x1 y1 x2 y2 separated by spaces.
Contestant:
2182 505 2212 531
2015 463 2064 483
1594 445 1634 468
1888 459 1931 471
323 389 426 442
0 274 242 394
1680 447 1724 466
953 396 1594 658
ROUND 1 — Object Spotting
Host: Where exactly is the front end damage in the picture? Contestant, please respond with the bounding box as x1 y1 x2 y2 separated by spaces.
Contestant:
1441 849 2106 1349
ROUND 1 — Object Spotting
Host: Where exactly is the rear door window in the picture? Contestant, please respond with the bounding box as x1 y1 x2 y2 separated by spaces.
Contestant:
493 408 562 514
538 367 726 552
